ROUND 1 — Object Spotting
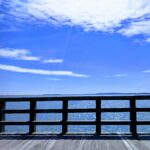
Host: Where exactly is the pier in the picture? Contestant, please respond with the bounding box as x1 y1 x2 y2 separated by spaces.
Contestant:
0 95 150 149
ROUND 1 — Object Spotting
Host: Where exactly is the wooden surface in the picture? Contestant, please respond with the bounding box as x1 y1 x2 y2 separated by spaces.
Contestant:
0 135 149 150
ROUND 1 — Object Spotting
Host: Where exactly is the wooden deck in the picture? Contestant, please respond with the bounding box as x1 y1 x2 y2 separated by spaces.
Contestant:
0 135 150 150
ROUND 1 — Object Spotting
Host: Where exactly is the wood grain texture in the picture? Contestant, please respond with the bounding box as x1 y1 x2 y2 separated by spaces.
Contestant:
0 135 149 150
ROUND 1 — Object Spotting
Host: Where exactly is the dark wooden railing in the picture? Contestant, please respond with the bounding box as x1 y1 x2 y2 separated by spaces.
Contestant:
0 95 150 135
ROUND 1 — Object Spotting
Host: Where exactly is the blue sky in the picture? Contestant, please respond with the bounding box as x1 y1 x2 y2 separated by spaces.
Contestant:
1 0 150 95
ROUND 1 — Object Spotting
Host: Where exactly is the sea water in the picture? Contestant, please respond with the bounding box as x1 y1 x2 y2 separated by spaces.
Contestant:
4 94 150 134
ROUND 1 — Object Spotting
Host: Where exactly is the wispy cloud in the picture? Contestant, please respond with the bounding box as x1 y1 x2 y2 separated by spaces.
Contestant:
105 74 127 78
114 74 127 77
2 0 150 40
0 26 18 32
142 69 150 73
0 48 40 61
0 48 64 63
0 64 88 77
43 59 63 63
145 38 150 43
46 78 61 81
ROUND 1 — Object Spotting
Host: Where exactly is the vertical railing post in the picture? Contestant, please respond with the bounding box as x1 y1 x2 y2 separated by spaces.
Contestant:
96 98 101 135
62 99 68 134
29 100 36 134
130 98 137 135
0 100 5 133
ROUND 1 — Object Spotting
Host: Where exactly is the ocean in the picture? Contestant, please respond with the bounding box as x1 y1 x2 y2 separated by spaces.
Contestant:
3 94 150 134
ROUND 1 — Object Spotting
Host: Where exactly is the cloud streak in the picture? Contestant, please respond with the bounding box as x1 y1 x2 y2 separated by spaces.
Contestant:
105 74 127 78
0 48 64 63
142 69 150 73
114 74 127 77
0 48 40 61
145 38 150 43
0 64 88 77
2 0 150 40
43 59 63 63
46 78 61 81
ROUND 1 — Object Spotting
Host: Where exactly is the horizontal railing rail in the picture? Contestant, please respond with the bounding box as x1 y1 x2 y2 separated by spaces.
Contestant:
0 95 150 135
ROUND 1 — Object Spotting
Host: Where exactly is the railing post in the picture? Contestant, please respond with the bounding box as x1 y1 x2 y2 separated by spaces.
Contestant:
130 98 137 135
96 99 101 135
0 100 5 133
29 100 36 134
62 99 68 134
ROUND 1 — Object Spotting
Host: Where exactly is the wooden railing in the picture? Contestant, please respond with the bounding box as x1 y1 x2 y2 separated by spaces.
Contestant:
0 95 150 135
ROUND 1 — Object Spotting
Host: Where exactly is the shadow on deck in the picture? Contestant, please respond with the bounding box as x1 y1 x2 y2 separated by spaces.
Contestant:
0 134 150 140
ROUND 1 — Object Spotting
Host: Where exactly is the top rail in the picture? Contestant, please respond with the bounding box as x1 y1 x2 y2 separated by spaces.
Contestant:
1 95 150 101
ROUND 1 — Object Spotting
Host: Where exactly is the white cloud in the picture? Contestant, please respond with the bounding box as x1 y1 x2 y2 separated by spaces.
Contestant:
114 74 127 77
46 78 61 81
2 0 150 39
0 64 88 77
0 48 64 63
118 20 150 36
145 38 150 43
105 74 127 78
142 69 150 73
43 59 63 63
0 48 40 61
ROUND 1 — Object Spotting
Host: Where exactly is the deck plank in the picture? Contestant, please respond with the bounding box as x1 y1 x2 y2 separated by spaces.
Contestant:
0 135 149 150
128 137 150 150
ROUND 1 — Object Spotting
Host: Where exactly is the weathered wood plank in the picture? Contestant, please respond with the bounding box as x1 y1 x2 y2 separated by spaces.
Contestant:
0 135 149 150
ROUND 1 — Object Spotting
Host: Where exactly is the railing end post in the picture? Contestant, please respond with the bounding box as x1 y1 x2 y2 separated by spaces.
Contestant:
0 100 5 133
